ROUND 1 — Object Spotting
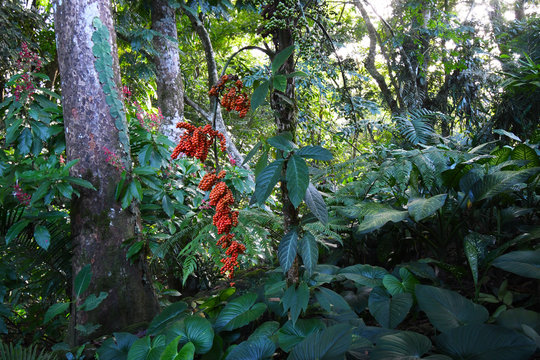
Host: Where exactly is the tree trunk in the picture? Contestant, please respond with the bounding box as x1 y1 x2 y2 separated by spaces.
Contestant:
270 27 300 284
151 0 184 142
54 0 159 345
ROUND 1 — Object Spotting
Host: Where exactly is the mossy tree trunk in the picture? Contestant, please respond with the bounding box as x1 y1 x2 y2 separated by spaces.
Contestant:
151 0 184 141
54 0 159 345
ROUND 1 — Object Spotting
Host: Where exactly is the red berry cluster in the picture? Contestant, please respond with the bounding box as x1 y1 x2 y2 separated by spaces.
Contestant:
171 122 226 162
13 184 31 206
208 75 250 118
14 43 42 102
171 122 246 279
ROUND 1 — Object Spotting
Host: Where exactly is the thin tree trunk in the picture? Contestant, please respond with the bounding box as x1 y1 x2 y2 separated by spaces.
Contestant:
151 0 184 142
54 0 159 345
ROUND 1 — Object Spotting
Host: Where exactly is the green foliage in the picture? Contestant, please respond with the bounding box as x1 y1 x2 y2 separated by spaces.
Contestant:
0 342 56 360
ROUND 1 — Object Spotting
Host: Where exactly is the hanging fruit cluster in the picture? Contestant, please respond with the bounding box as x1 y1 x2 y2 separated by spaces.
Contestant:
171 122 245 279
171 122 226 162
208 75 250 118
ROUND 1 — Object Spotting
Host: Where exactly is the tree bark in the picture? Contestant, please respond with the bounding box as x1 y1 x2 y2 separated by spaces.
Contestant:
151 0 184 142
54 0 159 345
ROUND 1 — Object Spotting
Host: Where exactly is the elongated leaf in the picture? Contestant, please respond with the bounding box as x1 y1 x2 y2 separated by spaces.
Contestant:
79 292 108 311
5 220 30 245
268 135 296 151
472 168 538 201
286 155 309 208
251 80 269 112
511 144 540 169
298 231 318 276
225 337 275 360
304 183 328 225
407 194 447 222
416 285 488 333
297 146 333 161
215 293 267 332
370 331 434 360
464 233 494 286
255 159 284 204
493 129 522 142
279 229 298 273
288 323 352 360
436 324 535 360
368 287 412 329
492 250 540 279
162 195 174 217
160 336 182 360
272 45 294 73
339 264 389 287
242 141 262 165
357 207 408 234
273 75 287 92
43 302 70 324
249 321 280 341
34 225 51 250
74 264 92 298
147 302 188 335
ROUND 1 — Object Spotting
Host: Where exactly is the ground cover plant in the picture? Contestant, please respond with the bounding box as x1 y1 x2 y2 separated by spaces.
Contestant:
0 0 538 359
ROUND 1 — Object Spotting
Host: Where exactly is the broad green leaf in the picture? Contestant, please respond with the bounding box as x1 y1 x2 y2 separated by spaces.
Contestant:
511 144 540 169
147 301 188 335
268 135 295 152
251 80 269 112
17 128 33 155
382 268 419 296
74 264 92 298
297 145 333 161
371 331 437 360
416 285 488 333
34 225 51 250
496 308 540 334
286 155 309 208
242 141 262 165
304 183 328 225
368 287 412 329
133 166 158 175
492 250 540 279
279 229 298 273
315 287 354 315
5 220 30 245
162 195 174 217
66 176 96 190
282 283 309 326
215 293 267 332
288 323 352 360
127 335 166 360
357 207 408 234
225 337 275 360
43 302 70 324
436 324 536 360
126 241 144 260
174 342 195 360
464 232 494 286
254 150 269 177
273 75 287 92
339 264 389 287
278 319 325 352
298 231 318 276
249 321 280 341
255 159 284 204
287 71 308 78
165 316 213 354
407 194 447 222
271 45 294 74
79 292 108 311
31 181 51 204
490 147 512 165
97 332 138 360
160 335 182 360
493 129 522 142
472 168 538 201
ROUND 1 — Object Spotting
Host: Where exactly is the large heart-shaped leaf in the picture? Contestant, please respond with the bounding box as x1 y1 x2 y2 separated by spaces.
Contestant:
215 293 267 332
225 337 275 360
286 155 309 208
277 319 325 352
97 332 138 360
279 229 298 273
368 287 412 329
382 268 419 296
288 323 352 360
370 331 439 360
339 264 389 287
164 316 214 355
416 285 488 333
492 250 540 279
147 301 188 335
496 308 540 334
407 194 447 222
255 160 284 204
127 335 166 360
436 324 536 360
